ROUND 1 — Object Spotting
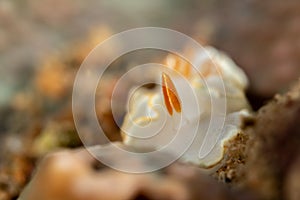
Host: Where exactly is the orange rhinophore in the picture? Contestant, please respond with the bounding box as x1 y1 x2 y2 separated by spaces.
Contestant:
165 54 191 78
162 73 182 115
183 60 191 77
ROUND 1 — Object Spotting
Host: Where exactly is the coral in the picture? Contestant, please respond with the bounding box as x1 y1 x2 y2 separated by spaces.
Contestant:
243 80 300 199
19 148 257 200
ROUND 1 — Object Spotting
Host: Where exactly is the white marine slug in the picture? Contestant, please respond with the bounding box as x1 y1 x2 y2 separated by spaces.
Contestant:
121 47 251 169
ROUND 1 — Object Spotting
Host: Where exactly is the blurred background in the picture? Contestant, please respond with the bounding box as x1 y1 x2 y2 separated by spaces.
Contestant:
0 0 300 199
1 0 300 106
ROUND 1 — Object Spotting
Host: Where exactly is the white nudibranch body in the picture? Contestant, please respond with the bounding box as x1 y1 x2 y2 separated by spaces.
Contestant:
121 47 251 170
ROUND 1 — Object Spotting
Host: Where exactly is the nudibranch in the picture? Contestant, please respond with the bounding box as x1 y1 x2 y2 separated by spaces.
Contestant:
121 47 251 170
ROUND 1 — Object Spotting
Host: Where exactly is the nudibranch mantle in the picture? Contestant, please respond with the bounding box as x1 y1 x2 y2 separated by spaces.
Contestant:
121 46 251 170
